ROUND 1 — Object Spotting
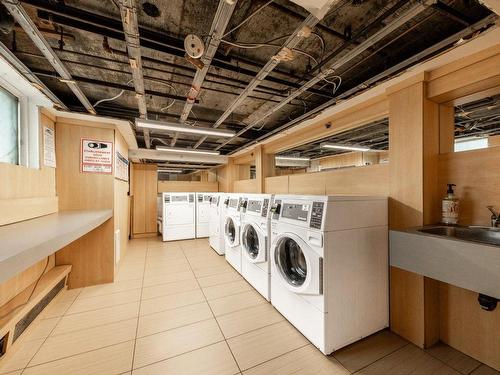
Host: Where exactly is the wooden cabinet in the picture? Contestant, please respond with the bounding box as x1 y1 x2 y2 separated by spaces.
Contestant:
132 164 157 237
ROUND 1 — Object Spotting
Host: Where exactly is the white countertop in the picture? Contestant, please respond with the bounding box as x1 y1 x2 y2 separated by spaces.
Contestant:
0 209 113 284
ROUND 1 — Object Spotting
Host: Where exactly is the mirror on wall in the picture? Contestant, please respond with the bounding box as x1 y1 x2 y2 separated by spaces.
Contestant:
454 94 500 152
274 118 389 175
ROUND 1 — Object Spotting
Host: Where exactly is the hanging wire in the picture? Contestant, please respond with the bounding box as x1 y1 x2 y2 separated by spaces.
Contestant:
223 0 274 38
93 78 133 107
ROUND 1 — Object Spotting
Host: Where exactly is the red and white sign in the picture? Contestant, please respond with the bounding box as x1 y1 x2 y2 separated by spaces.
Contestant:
81 139 113 174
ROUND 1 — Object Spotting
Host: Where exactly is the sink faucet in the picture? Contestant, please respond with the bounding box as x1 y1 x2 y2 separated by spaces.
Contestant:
487 206 500 227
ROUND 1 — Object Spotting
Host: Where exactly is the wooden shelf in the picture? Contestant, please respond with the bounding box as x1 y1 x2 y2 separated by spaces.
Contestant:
0 210 112 285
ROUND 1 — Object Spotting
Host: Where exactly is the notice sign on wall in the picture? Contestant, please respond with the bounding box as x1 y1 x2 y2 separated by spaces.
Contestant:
115 151 129 182
81 139 113 174
43 126 56 168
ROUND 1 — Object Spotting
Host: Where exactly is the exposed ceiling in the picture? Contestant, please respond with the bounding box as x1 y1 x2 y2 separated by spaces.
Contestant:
0 0 496 173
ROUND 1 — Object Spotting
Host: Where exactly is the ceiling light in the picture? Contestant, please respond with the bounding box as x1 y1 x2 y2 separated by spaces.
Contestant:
321 143 370 152
156 146 220 156
275 155 310 161
158 169 183 173
136 118 235 138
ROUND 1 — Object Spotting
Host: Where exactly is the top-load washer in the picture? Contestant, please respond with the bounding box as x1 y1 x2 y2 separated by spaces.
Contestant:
224 194 245 273
209 193 225 255
159 192 196 241
270 195 388 354
240 193 273 300
195 192 212 238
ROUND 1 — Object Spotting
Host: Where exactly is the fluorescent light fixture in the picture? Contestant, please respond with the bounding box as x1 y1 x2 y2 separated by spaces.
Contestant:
321 143 370 152
136 118 235 137
275 155 310 161
156 146 220 156
158 169 183 173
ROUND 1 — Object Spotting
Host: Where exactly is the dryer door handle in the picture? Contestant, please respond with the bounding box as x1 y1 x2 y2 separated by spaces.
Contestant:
306 231 323 247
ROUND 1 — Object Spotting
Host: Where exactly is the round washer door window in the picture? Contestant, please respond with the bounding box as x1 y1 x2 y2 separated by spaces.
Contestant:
275 237 307 287
226 218 235 243
243 225 259 259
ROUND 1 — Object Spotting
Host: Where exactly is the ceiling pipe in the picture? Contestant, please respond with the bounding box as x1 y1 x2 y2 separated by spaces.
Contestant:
1 0 95 114
214 0 444 151
193 12 325 149
227 12 497 155
0 41 67 110
171 0 238 147
118 0 150 147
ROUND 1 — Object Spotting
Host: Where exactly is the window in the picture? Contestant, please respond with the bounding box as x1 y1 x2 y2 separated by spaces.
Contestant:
454 136 488 152
0 86 19 164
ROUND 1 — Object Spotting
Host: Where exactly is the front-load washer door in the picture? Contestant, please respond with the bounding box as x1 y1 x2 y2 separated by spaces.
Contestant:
272 232 322 295
241 223 267 263
225 216 240 247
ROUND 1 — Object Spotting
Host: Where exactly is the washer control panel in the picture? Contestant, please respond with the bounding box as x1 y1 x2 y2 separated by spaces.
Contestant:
310 201 324 229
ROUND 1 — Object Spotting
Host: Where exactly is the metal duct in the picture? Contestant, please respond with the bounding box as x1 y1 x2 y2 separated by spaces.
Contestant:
1 0 95 114
193 12 323 149
118 0 150 147
0 41 67 109
171 0 237 146
214 0 436 151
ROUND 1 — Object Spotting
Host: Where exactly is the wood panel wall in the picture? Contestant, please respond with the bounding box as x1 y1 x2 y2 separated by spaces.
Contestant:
158 180 218 193
318 151 382 170
132 164 157 237
438 147 500 226
114 131 130 267
264 164 389 196
55 121 115 288
233 179 258 193
0 111 57 309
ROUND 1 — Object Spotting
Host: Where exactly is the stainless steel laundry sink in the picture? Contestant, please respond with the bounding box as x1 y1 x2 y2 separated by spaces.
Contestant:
417 226 500 247
390 225 500 300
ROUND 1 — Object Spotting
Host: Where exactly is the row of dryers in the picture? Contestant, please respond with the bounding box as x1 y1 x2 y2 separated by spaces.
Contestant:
209 193 389 355
157 192 213 241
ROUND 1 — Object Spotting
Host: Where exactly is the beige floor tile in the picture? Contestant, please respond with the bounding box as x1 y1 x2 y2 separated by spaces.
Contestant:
18 317 59 342
139 289 206 316
146 250 185 260
66 289 142 315
141 278 199 300
132 341 239 375
227 320 308 371
333 329 408 373
356 344 459 374
0 338 44 374
54 288 82 303
243 344 349 375
78 279 143 299
37 298 73 319
217 303 284 339
137 302 213 338
133 319 224 369
143 270 195 288
426 342 481 374
471 365 500 375
203 280 252 300
189 258 227 270
23 340 134 375
197 271 242 288
209 290 266 317
52 302 140 336
30 318 137 366
193 264 239 278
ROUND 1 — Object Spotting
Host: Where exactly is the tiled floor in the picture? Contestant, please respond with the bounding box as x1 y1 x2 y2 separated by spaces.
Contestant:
1 237 499 375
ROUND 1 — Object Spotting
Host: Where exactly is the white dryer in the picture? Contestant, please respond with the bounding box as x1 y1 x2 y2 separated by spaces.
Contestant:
160 192 196 241
209 193 225 255
224 194 245 273
270 195 388 354
196 192 212 238
240 194 273 301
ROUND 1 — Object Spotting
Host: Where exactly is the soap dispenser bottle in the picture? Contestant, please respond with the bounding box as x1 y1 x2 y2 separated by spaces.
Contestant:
442 183 459 225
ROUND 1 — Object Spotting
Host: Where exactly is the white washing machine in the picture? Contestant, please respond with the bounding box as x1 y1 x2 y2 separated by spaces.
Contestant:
240 193 273 301
224 194 245 273
270 195 388 354
209 193 225 255
196 192 212 238
159 192 196 241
